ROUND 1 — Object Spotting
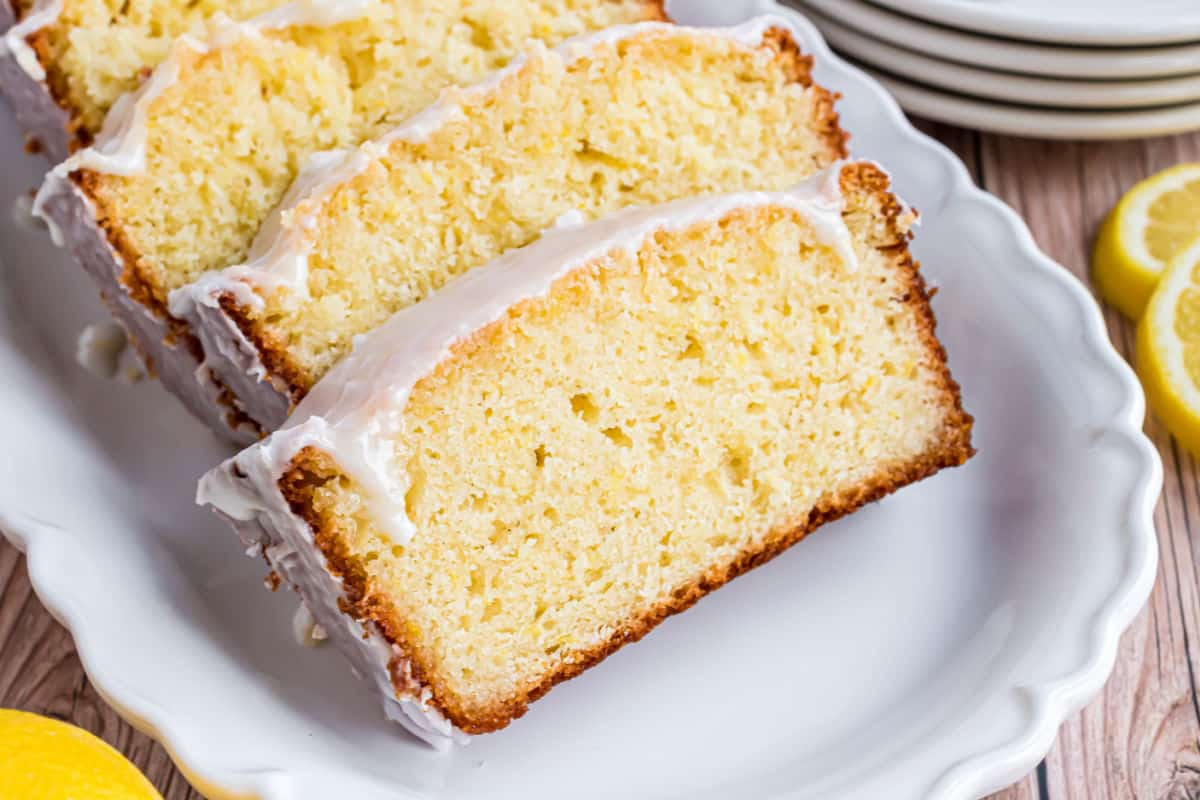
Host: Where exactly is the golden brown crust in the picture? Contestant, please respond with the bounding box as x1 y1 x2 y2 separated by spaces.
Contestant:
27 30 90 151
74 169 174 320
276 162 973 735
5 0 86 152
220 292 315 401
839 161 974 461
225 24 850 402
74 162 268 433
63 167 171 381
761 27 848 161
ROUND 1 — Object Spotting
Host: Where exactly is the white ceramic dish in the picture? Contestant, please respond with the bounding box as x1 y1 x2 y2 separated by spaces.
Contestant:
866 67 1200 140
810 9 1200 110
869 0 1200 47
799 0 1200 80
0 1 1160 798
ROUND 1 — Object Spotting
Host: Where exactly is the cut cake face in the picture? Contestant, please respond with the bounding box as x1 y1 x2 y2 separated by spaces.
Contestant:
31 0 665 439
160 15 847 436
0 0 291 159
199 162 973 747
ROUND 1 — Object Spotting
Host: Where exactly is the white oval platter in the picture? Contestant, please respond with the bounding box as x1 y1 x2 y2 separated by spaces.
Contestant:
0 1 1160 799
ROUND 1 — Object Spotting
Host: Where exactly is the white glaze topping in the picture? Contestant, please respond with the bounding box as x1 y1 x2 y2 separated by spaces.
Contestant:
291 602 328 646
75 320 127 379
75 319 146 382
11 191 45 232
1 0 62 81
166 14 799 316
31 0 376 241
199 164 856 548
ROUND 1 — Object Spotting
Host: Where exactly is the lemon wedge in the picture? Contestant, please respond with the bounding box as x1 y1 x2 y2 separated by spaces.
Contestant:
0 709 163 800
1093 162 1200 319
1137 237 1200 456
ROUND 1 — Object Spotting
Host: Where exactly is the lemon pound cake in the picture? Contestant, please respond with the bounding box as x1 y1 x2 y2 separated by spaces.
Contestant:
198 162 974 745
168 15 847 437
33 0 664 440
0 0 290 159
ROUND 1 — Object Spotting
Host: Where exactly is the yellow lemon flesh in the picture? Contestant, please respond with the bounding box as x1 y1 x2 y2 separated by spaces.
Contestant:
0 709 163 800
1137 238 1200 457
1093 162 1200 319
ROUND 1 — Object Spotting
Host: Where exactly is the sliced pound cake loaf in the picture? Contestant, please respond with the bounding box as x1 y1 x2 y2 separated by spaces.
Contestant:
167 16 847 436
199 162 974 746
0 0 290 158
34 0 663 439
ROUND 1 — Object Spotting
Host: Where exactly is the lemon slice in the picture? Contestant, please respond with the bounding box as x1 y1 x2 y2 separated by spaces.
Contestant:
1093 162 1200 319
1137 237 1200 455
0 709 163 800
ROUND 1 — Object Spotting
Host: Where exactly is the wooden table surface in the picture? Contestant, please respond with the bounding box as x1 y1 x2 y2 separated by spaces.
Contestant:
3 121 1200 798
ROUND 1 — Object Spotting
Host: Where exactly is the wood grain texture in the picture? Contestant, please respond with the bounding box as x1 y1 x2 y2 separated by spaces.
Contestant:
1 122 1199 799
0 542 203 800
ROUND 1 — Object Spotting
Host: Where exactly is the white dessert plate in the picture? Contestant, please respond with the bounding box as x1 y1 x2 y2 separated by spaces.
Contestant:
798 0 1200 79
0 2 1160 799
865 67 1200 140
868 0 1200 47
811 9 1200 111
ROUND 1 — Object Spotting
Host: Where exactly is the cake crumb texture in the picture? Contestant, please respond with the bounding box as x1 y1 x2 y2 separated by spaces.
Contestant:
13 0 285 141
232 24 844 398
76 0 663 318
279 164 972 734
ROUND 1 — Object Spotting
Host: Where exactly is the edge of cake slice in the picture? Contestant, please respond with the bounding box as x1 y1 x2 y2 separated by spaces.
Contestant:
29 2 383 440
0 0 298 159
31 0 664 441
197 161 974 747
161 14 846 438
0 0 71 160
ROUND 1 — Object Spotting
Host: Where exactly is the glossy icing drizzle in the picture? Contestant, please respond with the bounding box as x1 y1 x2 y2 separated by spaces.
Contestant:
1 0 63 81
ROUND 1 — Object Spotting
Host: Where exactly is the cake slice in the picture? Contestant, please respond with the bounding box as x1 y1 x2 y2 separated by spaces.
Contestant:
0 0 293 159
198 162 974 746
164 15 847 437
32 0 664 439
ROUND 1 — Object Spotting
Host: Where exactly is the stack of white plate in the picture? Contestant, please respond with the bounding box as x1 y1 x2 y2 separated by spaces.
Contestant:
794 0 1200 139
